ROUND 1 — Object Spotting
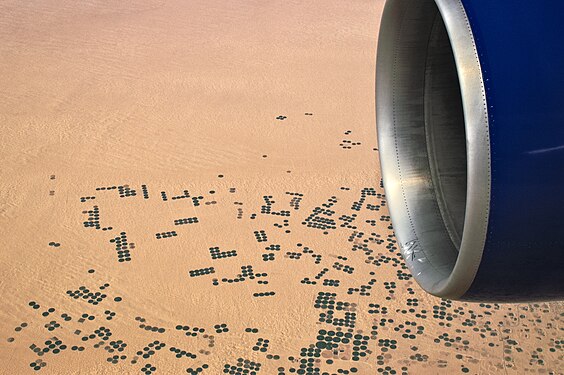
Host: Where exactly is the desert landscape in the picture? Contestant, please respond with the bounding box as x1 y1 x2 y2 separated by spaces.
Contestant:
0 0 561 374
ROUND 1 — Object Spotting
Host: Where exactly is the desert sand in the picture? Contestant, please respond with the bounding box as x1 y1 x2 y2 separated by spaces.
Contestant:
0 1 561 374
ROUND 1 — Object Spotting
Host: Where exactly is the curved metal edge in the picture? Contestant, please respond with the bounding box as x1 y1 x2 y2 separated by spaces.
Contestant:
376 0 491 299
433 0 491 299
376 0 452 298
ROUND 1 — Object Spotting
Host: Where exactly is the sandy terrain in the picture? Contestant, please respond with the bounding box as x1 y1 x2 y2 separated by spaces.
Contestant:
0 0 561 374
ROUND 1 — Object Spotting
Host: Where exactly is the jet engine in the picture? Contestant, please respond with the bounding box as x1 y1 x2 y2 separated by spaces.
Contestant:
376 0 564 301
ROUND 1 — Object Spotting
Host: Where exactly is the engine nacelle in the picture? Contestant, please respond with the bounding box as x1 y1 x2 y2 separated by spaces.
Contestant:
376 0 564 301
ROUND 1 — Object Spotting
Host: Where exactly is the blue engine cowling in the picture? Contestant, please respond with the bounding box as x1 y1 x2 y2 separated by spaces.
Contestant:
376 0 564 301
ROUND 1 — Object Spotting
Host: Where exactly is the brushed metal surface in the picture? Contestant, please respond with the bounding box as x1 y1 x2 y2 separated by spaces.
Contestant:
376 0 490 299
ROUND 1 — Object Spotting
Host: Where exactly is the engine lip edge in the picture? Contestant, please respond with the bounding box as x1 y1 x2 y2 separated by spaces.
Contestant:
376 0 491 299
434 0 491 299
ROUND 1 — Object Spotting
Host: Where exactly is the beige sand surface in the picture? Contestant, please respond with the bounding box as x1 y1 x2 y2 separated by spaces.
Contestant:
0 1 562 374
